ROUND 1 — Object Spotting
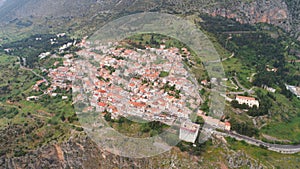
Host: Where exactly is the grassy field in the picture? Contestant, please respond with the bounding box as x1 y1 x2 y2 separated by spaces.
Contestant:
105 115 169 138
261 116 300 143
257 88 300 142
0 54 16 64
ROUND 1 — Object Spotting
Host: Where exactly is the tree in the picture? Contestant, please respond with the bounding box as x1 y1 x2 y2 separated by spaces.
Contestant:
104 112 112 122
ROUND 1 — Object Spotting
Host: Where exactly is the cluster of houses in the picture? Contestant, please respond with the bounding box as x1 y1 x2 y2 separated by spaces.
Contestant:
179 95 261 143
28 38 236 144
29 54 74 101
32 79 48 91
46 55 75 95
178 94 262 143
73 43 202 123
72 41 236 144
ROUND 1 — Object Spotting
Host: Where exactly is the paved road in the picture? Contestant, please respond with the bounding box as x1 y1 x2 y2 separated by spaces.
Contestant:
212 130 300 154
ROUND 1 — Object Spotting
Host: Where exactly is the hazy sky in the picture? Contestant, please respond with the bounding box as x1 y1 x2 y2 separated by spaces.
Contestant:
0 0 6 7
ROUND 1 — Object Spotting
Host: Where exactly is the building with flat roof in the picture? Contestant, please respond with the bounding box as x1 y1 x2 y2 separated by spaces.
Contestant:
179 120 200 143
198 110 231 131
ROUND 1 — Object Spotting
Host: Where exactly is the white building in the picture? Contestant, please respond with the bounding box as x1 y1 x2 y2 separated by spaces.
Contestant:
262 85 276 93
62 96 69 100
179 120 200 143
236 95 259 108
26 96 39 101
285 84 300 99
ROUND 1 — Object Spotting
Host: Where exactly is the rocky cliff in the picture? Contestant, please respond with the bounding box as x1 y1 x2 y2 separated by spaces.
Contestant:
202 0 299 40
1 132 268 169
0 133 200 169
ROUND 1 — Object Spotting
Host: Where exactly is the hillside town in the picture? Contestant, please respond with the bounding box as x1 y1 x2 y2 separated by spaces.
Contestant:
26 38 282 145
74 42 203 124
25 38 235 143
22 37 300 154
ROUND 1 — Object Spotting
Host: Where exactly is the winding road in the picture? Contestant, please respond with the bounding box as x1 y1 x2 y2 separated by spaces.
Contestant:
212 130 300 154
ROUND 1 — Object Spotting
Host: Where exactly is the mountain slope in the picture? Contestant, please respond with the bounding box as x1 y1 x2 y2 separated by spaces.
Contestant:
0 0 299 40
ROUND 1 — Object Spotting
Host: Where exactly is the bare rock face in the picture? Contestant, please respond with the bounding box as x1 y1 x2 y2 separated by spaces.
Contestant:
1 135 113 169
285 0 300 41
0 133 200 169
226 151 264 169
0 130 270 169
205 0 291 32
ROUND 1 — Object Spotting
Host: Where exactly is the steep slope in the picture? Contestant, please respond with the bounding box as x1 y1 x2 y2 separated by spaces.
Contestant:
284 0 300 40
0 0 298 40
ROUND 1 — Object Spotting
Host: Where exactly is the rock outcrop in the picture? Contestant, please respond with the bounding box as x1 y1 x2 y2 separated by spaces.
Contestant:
206 0 291 32
1 134 200 169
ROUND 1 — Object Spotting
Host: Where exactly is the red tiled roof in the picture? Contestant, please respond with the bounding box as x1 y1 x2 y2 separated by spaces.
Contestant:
124 49 133 55
98 102 107 107
236 95 256 101
129 101 146 107
97 89 106 93
167 95 175 100
95 81 106 86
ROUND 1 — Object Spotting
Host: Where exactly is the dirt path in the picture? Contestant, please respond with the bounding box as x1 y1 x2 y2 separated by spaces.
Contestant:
18 57 49 84
54 144 65 162
233 76 254 94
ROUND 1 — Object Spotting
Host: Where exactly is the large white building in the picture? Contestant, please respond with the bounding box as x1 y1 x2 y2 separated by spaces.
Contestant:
179 120 200 143
236 95 259 108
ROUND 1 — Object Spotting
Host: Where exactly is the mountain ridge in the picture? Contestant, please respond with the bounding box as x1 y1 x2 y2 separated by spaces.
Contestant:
0 0 299 40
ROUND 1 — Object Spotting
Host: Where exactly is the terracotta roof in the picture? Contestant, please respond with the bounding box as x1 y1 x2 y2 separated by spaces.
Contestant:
129 83 135 87
129 101 146 107
225 122 231 126
97 89 106 93
124 49 133 55
236 95 256 101
98 102 107 107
